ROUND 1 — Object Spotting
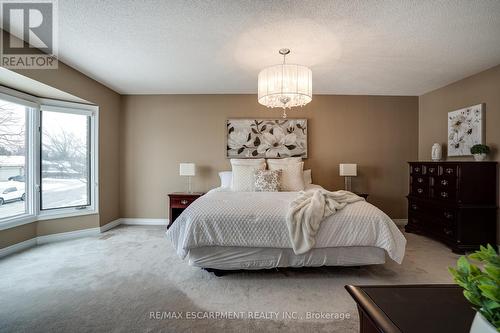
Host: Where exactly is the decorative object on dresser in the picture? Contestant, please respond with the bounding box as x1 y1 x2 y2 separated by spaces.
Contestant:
179 163 196 193
226 119 307 158
431 143 442 161
168 192 204 229
345 284 475 333
257 48 312 119
339 163 357 191
470 144 490 161
447 103 485 157
407 161 497 253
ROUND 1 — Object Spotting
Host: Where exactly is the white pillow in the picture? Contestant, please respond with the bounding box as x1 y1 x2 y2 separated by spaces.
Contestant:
266 157 302 165
218 171 232 188
268 160 305 191
303 169 312 185
230 159 266 191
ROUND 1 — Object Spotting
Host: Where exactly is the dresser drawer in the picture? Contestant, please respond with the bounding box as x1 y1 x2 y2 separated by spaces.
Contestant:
439 164 458 177
425 164 438 176
410 164 425 175
433 176 456 189
411 181 429 197
432 187 456 201
170 197 197 208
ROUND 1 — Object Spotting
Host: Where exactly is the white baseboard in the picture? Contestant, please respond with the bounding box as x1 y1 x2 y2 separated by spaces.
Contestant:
37 227 101 245
0 238 37 258
393 219 408 226
100 218 122 232
120 218 168 226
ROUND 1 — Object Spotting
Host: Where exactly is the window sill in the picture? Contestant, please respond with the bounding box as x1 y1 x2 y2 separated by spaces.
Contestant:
37 209 98 221
0 210 98 231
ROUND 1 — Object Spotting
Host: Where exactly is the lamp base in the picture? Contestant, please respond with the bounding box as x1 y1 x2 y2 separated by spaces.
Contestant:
344 176 352 192
187 176 193 193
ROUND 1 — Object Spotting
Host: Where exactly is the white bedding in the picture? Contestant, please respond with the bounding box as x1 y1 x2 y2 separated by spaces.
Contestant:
167 185 406 264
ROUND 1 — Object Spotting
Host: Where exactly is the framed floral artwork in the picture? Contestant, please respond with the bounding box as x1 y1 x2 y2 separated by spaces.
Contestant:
447 103 485 156
226 119 307 158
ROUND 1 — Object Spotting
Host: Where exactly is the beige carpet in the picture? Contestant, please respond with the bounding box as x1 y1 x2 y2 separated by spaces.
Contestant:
0 225 460 332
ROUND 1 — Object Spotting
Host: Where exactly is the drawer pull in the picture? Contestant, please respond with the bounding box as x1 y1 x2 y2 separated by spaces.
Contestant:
440 192 448 198
444 228 453 236
417 177 424 183
180 199 189 205
445 168 454 174
411 204 418 210
428 167 435 173
417 188 424 194
444 212 453 219
441 179 448 186
414 167 420 173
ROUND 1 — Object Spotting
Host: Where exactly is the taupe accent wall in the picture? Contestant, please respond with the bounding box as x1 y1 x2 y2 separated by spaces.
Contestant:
419 64 500 161
419 64 500 241
120 94 418 219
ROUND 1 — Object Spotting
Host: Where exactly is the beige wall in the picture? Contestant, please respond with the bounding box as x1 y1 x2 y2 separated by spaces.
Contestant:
121 94 418 219
419 64 500 241
0 58 121 249
419 64 500 161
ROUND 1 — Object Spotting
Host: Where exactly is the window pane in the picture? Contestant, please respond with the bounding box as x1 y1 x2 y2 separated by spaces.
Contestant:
41 111 90 210
0 99 27 219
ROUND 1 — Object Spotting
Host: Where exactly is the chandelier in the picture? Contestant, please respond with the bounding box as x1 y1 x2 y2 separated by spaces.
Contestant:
258 48 312 118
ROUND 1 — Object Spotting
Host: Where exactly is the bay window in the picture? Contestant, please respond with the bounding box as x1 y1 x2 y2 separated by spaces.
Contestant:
0 87 98 230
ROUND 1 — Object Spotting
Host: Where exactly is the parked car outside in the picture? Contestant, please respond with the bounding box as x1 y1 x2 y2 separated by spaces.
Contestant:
7 175 25 182
0 181 26 205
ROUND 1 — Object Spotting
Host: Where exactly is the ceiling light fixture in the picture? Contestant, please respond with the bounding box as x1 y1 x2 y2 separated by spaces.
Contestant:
258 48 312 118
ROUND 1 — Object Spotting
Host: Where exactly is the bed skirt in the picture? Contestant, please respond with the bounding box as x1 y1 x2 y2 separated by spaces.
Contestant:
187 246 386 270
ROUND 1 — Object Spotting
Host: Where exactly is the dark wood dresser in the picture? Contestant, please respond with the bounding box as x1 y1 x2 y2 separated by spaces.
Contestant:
407 161 497 253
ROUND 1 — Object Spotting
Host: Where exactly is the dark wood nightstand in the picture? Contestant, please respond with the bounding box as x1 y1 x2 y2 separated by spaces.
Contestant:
355 193 369 200
168 192 204 229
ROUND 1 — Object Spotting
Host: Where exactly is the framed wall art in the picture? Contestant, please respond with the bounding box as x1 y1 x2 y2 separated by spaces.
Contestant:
447 103 485 156
226 119 307 158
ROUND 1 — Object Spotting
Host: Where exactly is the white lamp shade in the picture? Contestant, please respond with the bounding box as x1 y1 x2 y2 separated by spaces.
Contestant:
258 64 312 108
339 164 357 177
179 163 196 176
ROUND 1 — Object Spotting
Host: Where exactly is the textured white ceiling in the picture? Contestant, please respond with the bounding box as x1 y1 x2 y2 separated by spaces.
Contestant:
56 0 500 95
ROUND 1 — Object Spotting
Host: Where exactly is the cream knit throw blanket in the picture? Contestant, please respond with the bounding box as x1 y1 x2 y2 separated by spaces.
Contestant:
286 189 365 254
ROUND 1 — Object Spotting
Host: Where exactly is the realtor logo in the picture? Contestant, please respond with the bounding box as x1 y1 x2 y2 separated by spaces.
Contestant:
1 0 58 69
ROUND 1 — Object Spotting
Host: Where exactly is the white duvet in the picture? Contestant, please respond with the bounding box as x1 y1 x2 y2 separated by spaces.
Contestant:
167 186 406 264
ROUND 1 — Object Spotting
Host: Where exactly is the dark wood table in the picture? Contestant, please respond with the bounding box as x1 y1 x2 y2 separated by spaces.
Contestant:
345 284 475 333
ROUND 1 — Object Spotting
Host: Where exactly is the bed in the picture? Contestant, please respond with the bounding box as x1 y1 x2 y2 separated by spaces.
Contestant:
166 184 406 270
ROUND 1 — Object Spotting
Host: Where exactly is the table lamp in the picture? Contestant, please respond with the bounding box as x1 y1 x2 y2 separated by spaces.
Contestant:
339 163 357 191
179 163 196 193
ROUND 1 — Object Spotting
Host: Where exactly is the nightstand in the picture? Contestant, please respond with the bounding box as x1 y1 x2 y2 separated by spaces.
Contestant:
168 192 204 229
355 193 369 200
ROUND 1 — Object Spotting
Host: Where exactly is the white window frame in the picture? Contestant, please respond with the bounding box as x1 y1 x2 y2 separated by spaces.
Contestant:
0 86 99 230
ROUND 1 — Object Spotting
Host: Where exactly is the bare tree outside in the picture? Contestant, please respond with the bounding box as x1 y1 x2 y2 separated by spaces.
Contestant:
41 111 90 209
0 102 25 154
0 100 27 218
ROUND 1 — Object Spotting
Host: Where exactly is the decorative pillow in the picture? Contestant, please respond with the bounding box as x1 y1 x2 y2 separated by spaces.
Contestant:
218 171 232 188
254 169 281 192
303 169 312 185
230 159 266 191
268 161 305 191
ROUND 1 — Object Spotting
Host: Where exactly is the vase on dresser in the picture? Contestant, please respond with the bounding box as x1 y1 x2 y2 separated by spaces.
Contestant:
406 161 498 253
431 143 442 161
